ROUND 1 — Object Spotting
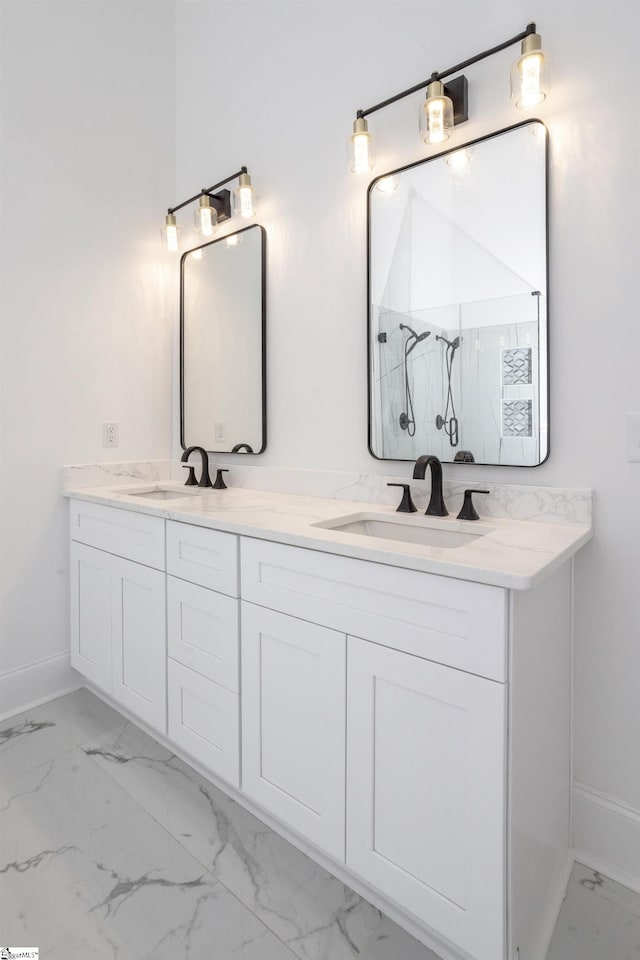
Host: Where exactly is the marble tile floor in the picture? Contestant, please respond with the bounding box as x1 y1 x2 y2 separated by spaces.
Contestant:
1 690 638 960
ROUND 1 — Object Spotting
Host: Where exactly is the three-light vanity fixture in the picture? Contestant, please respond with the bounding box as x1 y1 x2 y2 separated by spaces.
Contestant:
162 167 255 252
349 22 547 173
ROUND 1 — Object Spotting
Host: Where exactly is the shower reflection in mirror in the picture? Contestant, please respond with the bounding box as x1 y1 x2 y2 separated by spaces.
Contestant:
398 323 431 437
435 334 461 447
368 121 548 467
373 292 541 465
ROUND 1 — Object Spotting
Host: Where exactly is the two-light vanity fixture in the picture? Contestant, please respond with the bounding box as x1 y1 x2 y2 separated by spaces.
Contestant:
350 22 547 173
162 167 255 252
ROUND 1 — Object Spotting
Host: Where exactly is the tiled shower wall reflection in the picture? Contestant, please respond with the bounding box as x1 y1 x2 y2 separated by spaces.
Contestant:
460 320 539 463
372 296 539 465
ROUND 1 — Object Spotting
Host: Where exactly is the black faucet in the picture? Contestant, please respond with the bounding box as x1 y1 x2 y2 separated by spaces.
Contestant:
412 455 448 517
181 446 212 487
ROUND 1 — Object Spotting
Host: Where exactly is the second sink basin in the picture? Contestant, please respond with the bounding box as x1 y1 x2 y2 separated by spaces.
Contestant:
313 512 494 549
118 486 197 502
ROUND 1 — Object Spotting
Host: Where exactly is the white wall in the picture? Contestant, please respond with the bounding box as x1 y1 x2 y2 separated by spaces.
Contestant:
0 1 175 715
175 1 640 884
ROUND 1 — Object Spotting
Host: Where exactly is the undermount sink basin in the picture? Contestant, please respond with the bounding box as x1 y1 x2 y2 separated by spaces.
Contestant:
313 512 494 549
118 486 197 501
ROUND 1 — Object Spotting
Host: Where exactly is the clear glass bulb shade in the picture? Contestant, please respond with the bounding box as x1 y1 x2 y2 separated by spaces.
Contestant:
419 92 454 145
234 184 254 218
161 218 179 252
195 202 217 237
349 130 375 174
511 50 548 109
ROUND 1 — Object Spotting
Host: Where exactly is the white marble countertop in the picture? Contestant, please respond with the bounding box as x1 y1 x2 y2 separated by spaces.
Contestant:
64 481 592 590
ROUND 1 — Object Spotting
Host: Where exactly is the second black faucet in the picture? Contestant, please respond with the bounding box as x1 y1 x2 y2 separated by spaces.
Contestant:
181 446 212 487
412 454 448 517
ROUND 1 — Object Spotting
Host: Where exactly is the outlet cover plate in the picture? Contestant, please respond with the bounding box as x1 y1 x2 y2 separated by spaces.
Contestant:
102 422 119 448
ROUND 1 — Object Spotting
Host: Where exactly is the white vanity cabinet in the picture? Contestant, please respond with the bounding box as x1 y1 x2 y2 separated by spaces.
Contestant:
69 502 167 732
68 498 575 960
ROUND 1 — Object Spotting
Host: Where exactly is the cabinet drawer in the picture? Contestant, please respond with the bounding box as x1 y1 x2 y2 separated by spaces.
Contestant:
167 577 239 692
168 659 239 787
241 538 507 681
166 521 238 596
70 500 165 570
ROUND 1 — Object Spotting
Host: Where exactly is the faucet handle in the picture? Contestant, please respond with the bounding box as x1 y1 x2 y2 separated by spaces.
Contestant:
387 483 417 514
182 463 198 486
457 489 490 521
213 469 229 490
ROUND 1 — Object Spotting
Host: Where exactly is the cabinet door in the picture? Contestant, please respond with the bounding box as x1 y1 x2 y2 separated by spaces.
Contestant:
241 603 346 860
111 556 167 733
347 636 507 960
70 542 112 693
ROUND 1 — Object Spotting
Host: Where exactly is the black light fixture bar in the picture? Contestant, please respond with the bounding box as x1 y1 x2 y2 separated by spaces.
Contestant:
356 23 536 120
167 166 248 215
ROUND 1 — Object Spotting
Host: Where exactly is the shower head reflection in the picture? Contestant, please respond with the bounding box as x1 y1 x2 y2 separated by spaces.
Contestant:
400 323 431 356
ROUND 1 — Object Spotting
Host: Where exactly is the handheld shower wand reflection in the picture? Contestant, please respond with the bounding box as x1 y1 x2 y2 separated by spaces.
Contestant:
435 335 461 447
398 324 431 436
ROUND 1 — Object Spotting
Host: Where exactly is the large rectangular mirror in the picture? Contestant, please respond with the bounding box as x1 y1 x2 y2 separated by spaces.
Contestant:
181 223 266 454
368 121 548 466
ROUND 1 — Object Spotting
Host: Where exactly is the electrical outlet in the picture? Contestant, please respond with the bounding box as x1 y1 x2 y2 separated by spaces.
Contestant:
102 422 119 448
626 412 640 462
215 421 226 443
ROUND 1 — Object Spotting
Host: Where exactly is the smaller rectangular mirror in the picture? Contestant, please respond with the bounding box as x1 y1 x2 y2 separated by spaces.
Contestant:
181 223 266 454
368 121 548 466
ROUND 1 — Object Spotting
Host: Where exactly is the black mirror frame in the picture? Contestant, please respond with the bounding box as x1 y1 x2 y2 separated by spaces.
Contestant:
180 222 267 455
366 119 550 468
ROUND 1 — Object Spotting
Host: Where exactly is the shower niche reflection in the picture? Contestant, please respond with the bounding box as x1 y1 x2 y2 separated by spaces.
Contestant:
368 121 548 466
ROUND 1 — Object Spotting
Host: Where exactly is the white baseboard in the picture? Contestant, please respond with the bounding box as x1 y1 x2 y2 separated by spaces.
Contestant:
0 653 83 722
572 782 640 894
